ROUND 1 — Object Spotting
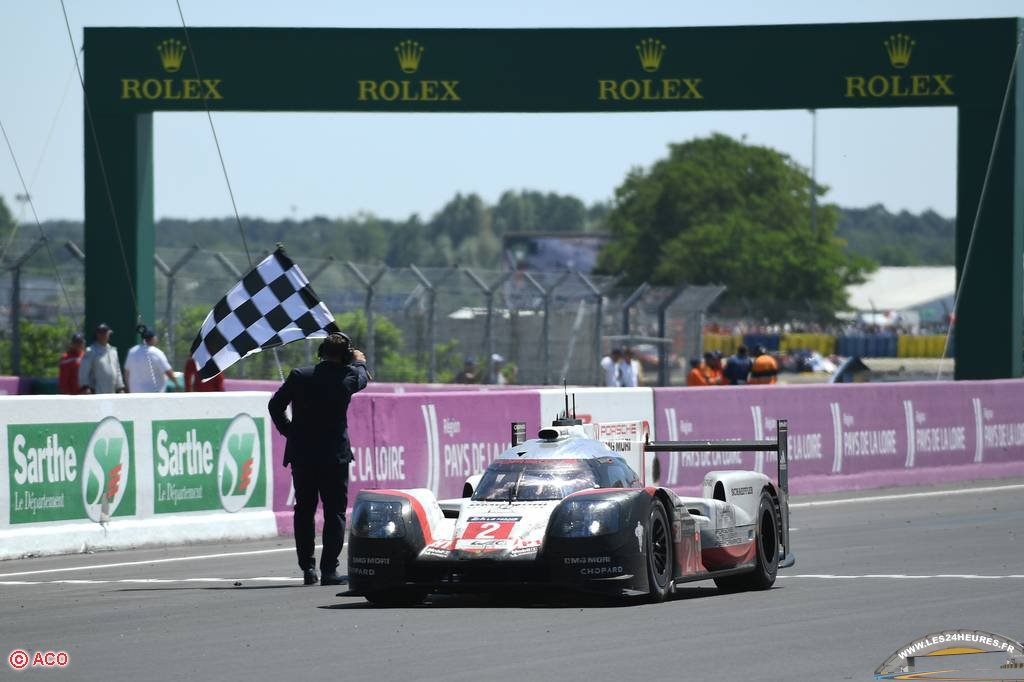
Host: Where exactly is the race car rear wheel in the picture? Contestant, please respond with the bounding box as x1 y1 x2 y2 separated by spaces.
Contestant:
646 498 673 603
364 587 428 606
714 489 779 592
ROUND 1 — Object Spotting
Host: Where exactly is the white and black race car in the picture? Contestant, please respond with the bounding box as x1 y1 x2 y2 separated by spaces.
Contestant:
345 413 794 605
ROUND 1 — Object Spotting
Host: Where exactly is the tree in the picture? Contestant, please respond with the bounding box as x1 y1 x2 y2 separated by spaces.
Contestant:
597 134 873 311
429 193 490 247
837 204 954 265
492 190 587 234
0 318 76 378
0 194 12 233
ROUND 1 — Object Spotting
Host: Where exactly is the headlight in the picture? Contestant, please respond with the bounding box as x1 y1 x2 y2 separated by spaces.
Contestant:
351 500 406 538
552 500 621 537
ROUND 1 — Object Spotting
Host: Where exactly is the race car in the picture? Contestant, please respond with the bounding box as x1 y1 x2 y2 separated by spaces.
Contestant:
345 412 794 605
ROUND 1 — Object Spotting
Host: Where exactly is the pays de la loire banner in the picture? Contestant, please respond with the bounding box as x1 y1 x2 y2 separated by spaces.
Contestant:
270 390 541 527
366 391 541 499
8 417 136 525
152 414 267 514
653 380 1024 491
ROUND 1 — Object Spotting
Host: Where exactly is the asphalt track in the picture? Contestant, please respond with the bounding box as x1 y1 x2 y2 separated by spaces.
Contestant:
2 479 1022 681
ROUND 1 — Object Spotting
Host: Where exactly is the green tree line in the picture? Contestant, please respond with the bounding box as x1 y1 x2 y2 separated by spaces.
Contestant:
1 134 955 303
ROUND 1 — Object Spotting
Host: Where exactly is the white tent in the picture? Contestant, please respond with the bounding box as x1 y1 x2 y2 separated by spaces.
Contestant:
844 266 954 325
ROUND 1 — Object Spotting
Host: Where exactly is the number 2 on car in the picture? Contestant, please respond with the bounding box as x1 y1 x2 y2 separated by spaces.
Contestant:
462 518 518 539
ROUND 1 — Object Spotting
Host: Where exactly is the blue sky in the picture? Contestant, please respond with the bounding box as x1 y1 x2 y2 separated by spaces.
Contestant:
1 0 1021 225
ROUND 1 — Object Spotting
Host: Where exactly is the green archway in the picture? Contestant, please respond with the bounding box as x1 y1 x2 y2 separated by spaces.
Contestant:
82 19 1024 379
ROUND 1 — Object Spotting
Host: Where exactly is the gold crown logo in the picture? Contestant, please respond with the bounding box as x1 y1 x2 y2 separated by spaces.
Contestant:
394 40 425 74
883 33 915 69
156 38 187 73
635 38 666 73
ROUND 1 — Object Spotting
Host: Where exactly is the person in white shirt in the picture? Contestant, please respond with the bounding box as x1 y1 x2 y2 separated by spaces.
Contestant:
624 347 642 387
599 348 633 387
124 326 175 393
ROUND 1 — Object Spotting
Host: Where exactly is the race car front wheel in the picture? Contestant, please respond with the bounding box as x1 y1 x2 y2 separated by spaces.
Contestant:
714 489 779 592
646 498 673 603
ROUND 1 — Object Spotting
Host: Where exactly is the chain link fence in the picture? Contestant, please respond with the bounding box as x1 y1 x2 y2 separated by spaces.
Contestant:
1 237 725 384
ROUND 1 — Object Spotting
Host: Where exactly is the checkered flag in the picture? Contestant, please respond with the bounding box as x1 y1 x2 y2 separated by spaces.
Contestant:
189 247 338 381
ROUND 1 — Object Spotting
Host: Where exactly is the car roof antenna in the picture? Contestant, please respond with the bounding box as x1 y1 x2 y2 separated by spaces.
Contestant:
563 379 569 419
553 378 582 427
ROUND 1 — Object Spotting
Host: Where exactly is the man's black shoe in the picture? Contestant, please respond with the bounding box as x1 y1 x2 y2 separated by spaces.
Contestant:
303 568 319 586
320 572 347 586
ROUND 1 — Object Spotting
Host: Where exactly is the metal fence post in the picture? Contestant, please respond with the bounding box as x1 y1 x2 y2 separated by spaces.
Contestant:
409 265 436 382
621 282 650 338
7 237 47 376
346 262 386 374
656 283 688 387
463 268 513 383
523 271 569 385
64 241 85 264
214 252 243 279
301 257 335 363
576 271 622 385
154 244 199 369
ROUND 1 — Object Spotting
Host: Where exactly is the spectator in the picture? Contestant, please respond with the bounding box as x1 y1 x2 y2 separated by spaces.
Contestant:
705 351 724 386
723 345 753 385
490 354 508 385
600 348 633 387
124 326 175 393
453 357 479 384
185 357 225 392
624 347 642 387
749 344 779 385
78 323 125 394
58 332 86 394
686 357 708 386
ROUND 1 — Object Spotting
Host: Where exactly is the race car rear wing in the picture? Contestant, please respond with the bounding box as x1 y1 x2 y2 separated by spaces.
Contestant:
644 419 793 568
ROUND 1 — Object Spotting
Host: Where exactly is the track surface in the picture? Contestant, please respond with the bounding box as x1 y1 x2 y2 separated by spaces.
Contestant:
2 480 1022 681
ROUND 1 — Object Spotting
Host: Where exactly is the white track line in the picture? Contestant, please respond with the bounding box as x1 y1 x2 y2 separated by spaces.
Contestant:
0 545 322 579
779 574 1024 579
0 576 303 586
3 574 1023 587
790 483 1024 509
1 482 1020 579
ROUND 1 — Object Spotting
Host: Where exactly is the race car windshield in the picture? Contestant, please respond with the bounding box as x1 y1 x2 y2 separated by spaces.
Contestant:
472 461 598 502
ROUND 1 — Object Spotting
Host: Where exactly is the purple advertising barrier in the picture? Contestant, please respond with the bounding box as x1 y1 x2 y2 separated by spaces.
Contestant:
268 391 376 534
225 378 536 394
0 376 25 395
653 380 1024 495
368 390 542 501
269 389 542 534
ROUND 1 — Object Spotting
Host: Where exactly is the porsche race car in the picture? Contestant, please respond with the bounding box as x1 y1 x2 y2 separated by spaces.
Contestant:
346 413 794 605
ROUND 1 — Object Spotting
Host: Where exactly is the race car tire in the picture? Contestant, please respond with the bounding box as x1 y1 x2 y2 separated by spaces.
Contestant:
646 498 674 603
364 588 428 606
714 489 779 593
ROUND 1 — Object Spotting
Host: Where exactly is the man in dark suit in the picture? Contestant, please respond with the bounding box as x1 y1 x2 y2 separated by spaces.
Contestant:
269 333 368 586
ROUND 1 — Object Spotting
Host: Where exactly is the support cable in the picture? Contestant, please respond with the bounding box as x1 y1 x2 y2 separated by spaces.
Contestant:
174 0 284 381
937 28 1023 380
173 0 252 267
0 61 76 263
0 116 75 316
58 0 141 323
